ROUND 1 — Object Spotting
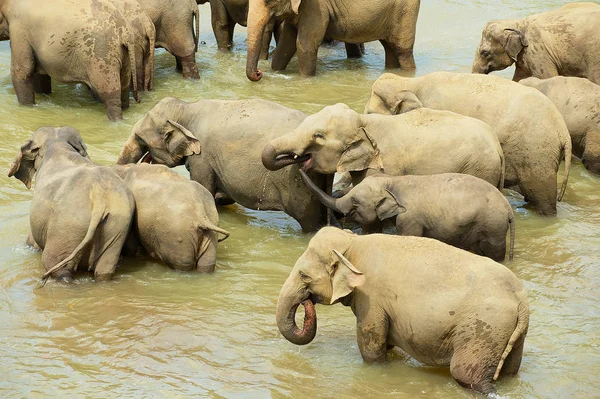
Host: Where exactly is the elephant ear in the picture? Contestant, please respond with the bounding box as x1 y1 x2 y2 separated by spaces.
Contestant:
291 0 302 14
376 189 406 220
8 140 39 189
504 28 528 62
330 249 365 304
337 127 384 174
392 91 423 114
165 119 201 158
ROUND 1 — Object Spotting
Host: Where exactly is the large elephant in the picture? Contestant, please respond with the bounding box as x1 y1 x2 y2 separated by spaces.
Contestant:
365 72 572 216
112 164 229 272
472 2 600 84
116 97 332 232
520 76 600 175
137 0 200 79
276 227 529 394
245 0 420 81
300 170 515 261
262 103 505 232
110 0 156 91
8 127 135 283
0 0 139 120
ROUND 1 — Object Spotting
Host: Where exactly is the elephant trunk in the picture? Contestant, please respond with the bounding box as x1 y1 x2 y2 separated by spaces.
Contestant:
246 0 270 81
117 135 145 164
298 169 348 214
276 276 317 345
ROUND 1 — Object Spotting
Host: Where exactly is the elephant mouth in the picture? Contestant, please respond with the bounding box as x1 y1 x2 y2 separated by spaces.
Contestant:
274 153 312 170
138 151 153 164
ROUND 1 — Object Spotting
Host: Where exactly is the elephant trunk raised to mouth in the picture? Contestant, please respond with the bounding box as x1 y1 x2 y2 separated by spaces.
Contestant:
298 169 348 214
276 277 317 345
261 143 310 171
246 0 270 81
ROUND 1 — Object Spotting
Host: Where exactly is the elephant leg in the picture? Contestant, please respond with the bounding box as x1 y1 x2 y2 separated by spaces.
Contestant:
380 40 400 69
271 22 297 71
390 7 418 71
26 231 42 250
89 67 123 120
93 231 129 282
176 56 182 72
356 311 389 363
210 0 232 51
260 20 276 60
176 53 200 79
498 333 525 377
518 168 557 216
10 40 36 105
41 241 78 283
475 237 506 262
196 232 217 273
582 130 600 175
345 43 364 59
121 229 140 257
296 12 328 76
33 74 52 94
449 349 497 394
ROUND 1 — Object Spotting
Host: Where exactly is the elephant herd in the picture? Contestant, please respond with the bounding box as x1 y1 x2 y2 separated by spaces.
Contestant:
4 0 600 396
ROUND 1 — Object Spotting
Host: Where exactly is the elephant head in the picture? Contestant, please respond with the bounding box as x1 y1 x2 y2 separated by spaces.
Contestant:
261 103 383 175
8 127 88 189
276 226 365 345
472 21 529 74
365 75 423 115
117 97 201 167
299 170 405 224
246 0 299 81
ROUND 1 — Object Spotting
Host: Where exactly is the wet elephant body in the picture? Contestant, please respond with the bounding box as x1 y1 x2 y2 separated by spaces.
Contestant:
8 127 135 283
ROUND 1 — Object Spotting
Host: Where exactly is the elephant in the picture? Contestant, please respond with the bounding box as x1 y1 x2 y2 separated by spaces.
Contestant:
276 227 529 394
364 72 572 216
520 76 600 175
262 103 506 231
7 127 135 283
300 170 515 261
0 0 139 120
472 2 600 84
116 97 333 232
244 0 420 81
109 0 156 91
111 163 230 272
137 0 200 79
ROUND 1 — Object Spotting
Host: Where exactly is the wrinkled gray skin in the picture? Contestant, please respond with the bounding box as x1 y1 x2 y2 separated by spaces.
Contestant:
0 0 139 120
8 127 135 283
276 227 529 394
472 2 600 84
137 0 200 79
365 72 572 216
301 171 515 261
245 0 420 80
111 164 230 273
520 76 600 175
262 103 505 231
109 0 156 91
117 98 332 232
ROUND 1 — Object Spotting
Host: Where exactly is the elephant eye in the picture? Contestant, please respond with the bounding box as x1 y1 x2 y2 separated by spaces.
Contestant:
299 271 311 281
313 132 325 140
480 50 491 58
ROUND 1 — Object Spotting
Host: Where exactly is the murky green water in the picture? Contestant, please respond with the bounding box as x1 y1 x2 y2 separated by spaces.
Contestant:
1 1 599 397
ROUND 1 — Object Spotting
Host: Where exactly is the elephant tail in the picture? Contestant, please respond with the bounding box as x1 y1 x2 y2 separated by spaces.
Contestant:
557 128 571 201
125 40 140 103
497 144 506 190
493 300 529 380
193 4 200 53
145 17 156 91
40 206 107 287
200 219 230 242
508 207 515 261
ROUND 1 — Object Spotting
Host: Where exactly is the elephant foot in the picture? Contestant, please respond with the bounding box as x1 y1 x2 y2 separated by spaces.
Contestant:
196 263 215 273
177 54 200 79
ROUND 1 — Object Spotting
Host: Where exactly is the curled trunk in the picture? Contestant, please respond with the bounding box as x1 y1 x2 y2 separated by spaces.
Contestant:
276 273 317 345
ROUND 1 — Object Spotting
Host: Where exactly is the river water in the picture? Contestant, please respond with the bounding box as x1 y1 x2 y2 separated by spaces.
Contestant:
0 0 598 398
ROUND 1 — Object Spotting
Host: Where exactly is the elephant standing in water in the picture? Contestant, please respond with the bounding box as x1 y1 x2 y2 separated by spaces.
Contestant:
8 127 135 283
472 2 600 84
520 76 600 175
0 0 139 120
112 164 229 273
300 170 516 261
365 72 571 215
276 227 529 395
245 0 420 80
117 98 332 232
137 0 200 79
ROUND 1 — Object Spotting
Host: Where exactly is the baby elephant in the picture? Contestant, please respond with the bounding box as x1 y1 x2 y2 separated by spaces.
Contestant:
111 164 230 272
276 227 529 395
300 171 515 261
520 76 600 175
8 127 135 283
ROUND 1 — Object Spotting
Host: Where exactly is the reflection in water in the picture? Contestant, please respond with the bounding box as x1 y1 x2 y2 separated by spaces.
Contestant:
0 0 598 397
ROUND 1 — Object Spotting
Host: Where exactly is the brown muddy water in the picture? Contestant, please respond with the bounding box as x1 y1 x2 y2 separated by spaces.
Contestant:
0 1 599 398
